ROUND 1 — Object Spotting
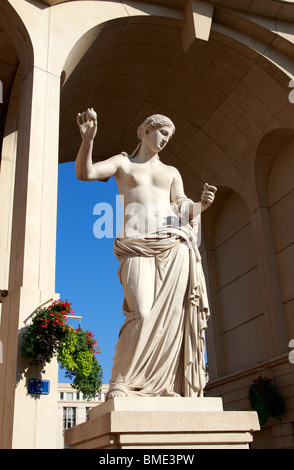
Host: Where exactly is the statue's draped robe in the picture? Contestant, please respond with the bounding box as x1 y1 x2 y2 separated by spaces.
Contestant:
107 200 210 398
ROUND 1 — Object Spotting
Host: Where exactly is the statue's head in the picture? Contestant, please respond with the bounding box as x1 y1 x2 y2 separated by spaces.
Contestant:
137 114 175 141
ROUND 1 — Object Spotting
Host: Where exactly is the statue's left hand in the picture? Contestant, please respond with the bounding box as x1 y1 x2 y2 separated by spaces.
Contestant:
201 183 217 209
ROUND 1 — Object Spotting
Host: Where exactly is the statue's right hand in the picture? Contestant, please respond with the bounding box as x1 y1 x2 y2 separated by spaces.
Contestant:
77 108 98 141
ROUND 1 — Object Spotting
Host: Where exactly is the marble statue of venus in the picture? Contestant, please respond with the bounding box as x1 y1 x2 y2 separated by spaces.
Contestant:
75 110 216 399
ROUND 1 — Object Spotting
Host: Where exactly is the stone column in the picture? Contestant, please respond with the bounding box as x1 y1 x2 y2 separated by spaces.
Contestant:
0 65 60 449
0 70 20 307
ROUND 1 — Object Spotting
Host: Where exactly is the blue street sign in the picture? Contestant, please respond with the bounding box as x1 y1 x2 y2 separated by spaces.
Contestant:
28 379 50 395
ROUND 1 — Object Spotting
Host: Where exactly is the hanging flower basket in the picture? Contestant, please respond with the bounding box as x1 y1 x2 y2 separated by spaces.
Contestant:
248 376 286 426
21 299 102 399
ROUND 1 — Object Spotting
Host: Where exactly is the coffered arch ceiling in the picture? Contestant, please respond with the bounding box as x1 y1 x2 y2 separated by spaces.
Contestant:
59 13 293 206
0 1 293 207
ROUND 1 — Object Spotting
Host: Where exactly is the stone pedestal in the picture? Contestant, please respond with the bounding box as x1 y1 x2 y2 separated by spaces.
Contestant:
64 397 260 449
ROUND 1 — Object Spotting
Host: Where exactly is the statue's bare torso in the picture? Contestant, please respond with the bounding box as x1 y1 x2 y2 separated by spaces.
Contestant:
114 154 184 238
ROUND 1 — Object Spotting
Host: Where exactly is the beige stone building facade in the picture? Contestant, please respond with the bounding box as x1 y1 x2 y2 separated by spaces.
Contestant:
0 0 294 449
57 383 108 448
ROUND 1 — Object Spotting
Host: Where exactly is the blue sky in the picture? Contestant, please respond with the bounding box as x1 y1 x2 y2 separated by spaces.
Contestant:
56 162 124 385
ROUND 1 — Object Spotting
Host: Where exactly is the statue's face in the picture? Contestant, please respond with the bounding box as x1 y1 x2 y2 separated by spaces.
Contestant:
144 126 173 153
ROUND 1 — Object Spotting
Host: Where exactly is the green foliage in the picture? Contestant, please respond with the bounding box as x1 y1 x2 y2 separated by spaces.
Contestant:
21 299 102 399
248 376 286 426
57 326 78 371
66 354 103 400
59 327 103 400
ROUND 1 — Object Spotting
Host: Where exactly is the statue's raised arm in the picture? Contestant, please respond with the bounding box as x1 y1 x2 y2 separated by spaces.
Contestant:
75 108 122 181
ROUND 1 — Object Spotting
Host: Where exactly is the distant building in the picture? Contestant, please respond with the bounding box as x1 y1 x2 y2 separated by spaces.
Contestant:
57 383 109 449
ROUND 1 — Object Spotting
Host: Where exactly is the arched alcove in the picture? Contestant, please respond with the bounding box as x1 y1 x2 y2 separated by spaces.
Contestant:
267 136 294 342
254 129 294 349
255 128 294 206
210 189 267 374
57 9 294 384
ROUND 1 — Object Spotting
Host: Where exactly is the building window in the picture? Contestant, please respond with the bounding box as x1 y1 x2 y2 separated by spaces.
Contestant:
60 392 64 400
63 407 76 430
86 407 92 421
66 392 73 400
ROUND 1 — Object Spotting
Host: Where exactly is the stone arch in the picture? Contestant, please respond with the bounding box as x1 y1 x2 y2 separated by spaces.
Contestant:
0 0 34 75
255 128 294 206
0 0 33 146
0 0 34 181
54 0 183 81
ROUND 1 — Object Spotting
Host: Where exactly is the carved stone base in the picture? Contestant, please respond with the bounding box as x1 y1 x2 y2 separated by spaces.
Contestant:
64 397 260 449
